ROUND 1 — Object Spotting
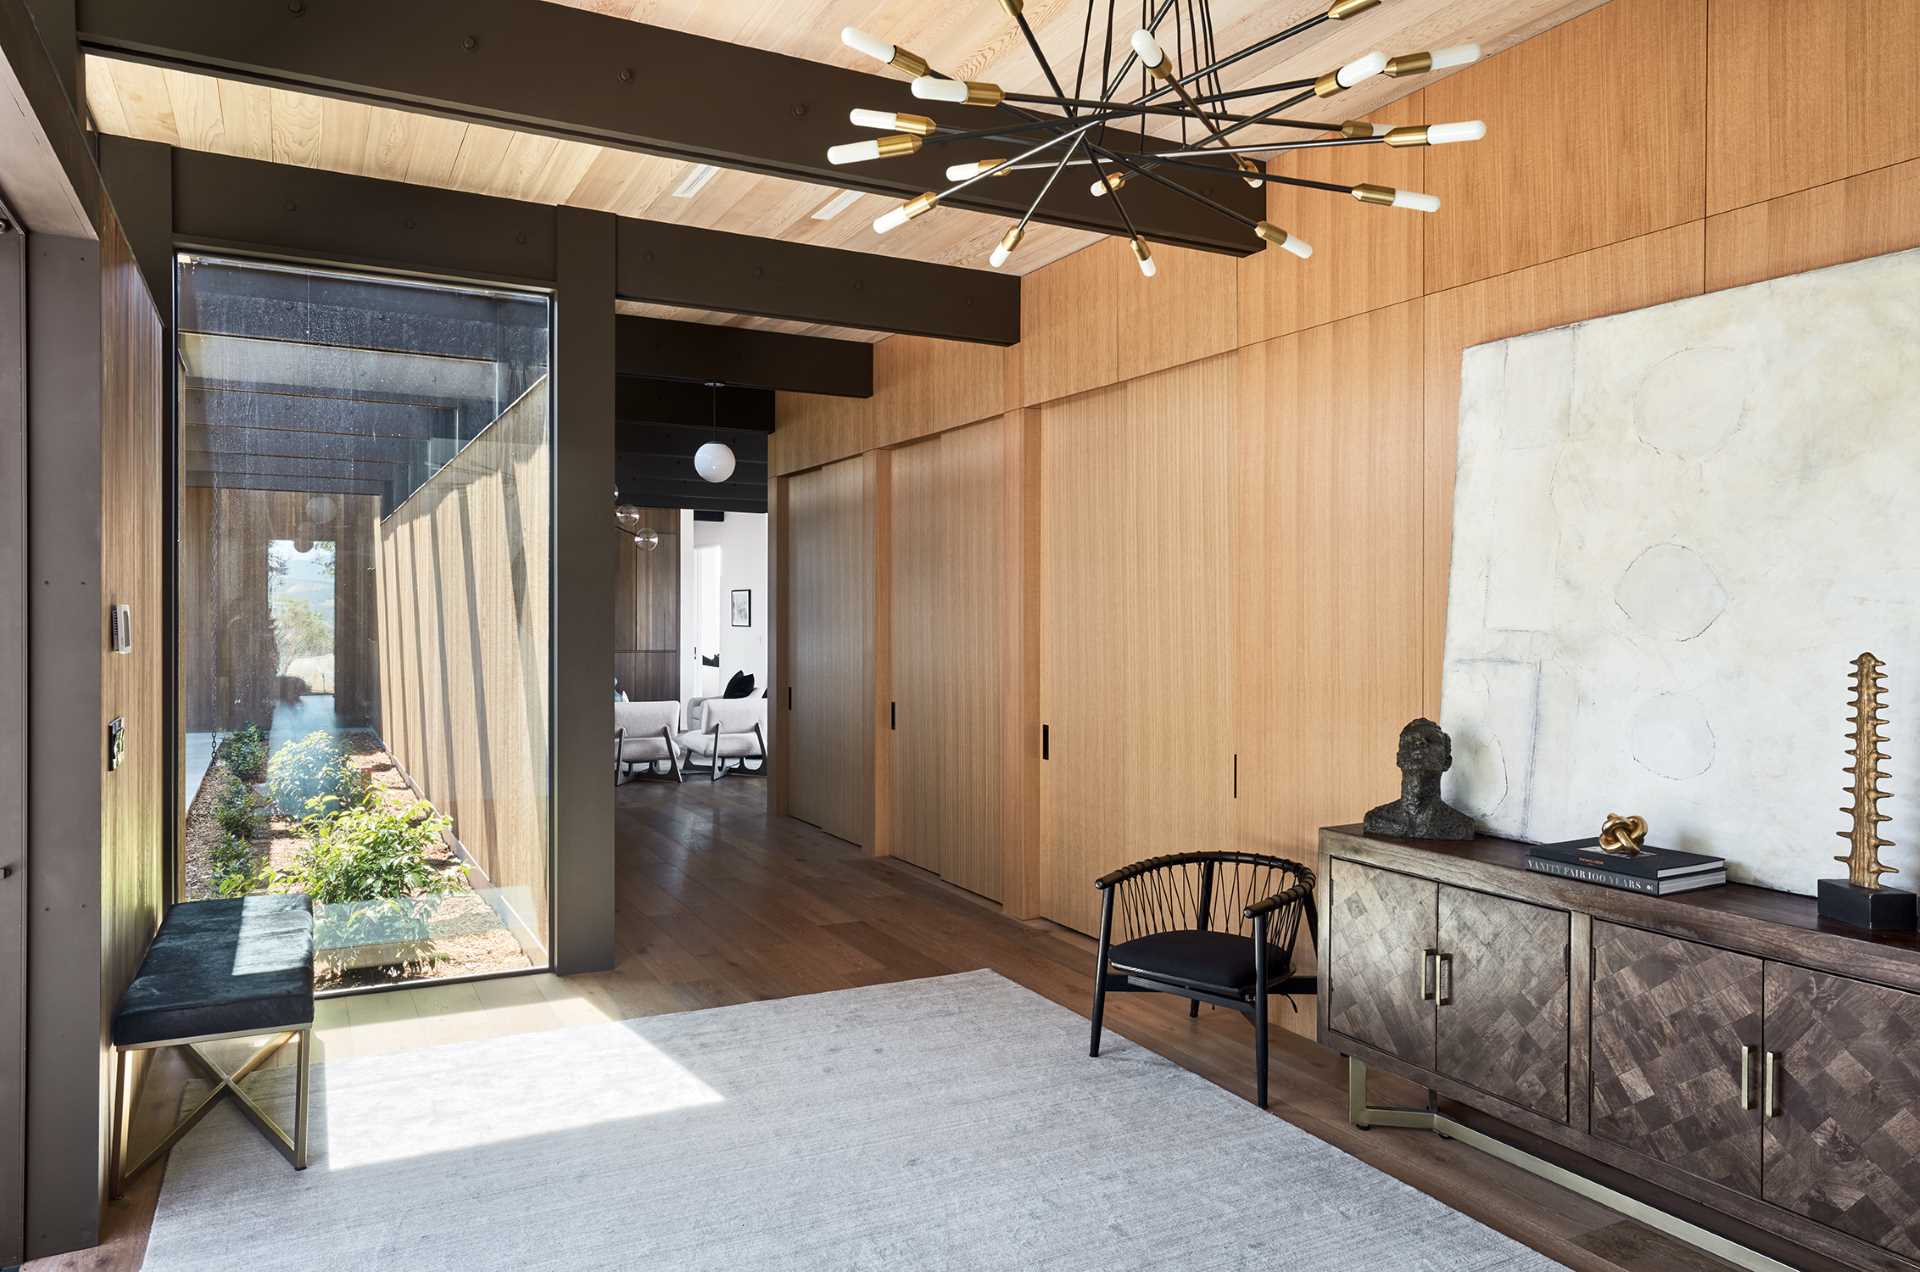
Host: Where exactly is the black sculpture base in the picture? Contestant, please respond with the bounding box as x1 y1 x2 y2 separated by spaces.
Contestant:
1818 878 1918 931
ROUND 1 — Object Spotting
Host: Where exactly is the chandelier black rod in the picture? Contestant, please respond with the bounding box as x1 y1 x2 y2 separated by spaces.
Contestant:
992 132 1386 170
928 102 1336 148
1082 138 1261 229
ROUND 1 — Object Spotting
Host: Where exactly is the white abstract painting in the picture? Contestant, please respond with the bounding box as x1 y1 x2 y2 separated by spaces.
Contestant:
1439 246 1920 894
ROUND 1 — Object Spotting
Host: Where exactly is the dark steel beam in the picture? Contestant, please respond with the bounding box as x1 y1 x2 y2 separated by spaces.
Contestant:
615 315 870 398
163 147 1019 344
615 377 773 433
617 220 1016 346
76 0 1262 255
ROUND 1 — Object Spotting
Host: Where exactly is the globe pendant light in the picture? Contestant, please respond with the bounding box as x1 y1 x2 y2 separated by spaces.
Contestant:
694 442 736 484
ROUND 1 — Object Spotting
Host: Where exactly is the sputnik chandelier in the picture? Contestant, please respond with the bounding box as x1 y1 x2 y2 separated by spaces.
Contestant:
828 0 1486 274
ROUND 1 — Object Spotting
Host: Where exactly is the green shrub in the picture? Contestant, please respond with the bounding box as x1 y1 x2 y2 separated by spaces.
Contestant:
213 780 257 840
210 831 259 898
274 794 462 906
216 724 268 783
266 731 368 816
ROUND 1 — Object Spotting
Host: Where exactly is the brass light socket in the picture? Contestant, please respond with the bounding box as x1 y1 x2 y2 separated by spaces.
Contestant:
1341 119 1379 140
1100 172 1130 193
903 191 939 221
999 0 1024 15
890 47 931 79
875 135 923 159
1383 125 1431 148
1313 70 1345 98
997 224 1025 254
1385 51 1433 77
1254 221 1292 248
892 113 938 137
1327 0 1381 18
1350 183 1396 206
1235 155 1265 187
1129 237 1153 266
963 81 1005 107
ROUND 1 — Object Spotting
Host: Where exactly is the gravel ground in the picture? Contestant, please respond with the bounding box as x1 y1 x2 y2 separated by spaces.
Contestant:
184 729 533 988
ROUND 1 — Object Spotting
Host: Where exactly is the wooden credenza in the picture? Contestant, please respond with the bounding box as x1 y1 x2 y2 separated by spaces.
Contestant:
1319 825 1920 1272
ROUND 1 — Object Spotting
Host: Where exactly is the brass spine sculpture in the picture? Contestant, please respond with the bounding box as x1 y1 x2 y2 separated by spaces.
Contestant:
1837 651 1896 889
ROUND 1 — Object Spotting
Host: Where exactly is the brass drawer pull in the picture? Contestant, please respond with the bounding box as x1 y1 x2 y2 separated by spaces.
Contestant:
1437 951 1454 1006
1739 1044 1757 1111
1420 947 1437 1001
1763 1050 1781 1118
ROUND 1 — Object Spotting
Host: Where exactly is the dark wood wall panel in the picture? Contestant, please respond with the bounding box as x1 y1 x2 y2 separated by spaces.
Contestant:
612 506 678 704
98 202 165 1243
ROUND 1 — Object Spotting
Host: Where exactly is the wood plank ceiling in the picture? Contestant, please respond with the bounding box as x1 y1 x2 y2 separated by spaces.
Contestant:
83 0 1604 330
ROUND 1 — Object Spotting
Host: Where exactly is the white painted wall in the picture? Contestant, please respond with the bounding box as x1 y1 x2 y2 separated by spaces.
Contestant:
676 510 768 715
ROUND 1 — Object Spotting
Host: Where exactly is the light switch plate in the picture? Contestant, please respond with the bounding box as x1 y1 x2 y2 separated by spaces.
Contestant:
110 602 132 654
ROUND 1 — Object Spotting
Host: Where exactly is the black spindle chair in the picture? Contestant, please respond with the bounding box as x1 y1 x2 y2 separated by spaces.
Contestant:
1089 852 1317 1109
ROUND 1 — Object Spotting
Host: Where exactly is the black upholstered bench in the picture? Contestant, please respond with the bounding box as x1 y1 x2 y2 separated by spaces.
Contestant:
110 894 316 1195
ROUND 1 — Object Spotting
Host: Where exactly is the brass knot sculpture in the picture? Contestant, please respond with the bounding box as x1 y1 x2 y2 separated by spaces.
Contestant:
1598 813 1649 857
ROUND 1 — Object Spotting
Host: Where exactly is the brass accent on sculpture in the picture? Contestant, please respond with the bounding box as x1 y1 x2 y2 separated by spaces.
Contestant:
1837 651 1896 889
1597 813 1649 857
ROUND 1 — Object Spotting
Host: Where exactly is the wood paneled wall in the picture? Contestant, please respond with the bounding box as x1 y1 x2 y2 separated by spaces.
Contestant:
377 378 551 949
768 0 1920 1031
784 455 874 847
613 506 678 703
98 202 165 1206
179 488 382 731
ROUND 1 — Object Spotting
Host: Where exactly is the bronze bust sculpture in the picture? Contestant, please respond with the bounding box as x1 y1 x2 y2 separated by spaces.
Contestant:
1363 718 1476 841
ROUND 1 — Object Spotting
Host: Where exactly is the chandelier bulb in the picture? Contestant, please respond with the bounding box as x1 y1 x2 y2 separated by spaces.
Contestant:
850 108 936 136
1129 237 1157 278
1131 29 1170 78
843 26 929 78
989 224 1024 269
874 192 938 235
828 135 921 164
946 159 1007 182
912 76 1004 107
1090 171 1129 198
1427 119 1488 145
1255 221 1313 259
1337 50 1389 88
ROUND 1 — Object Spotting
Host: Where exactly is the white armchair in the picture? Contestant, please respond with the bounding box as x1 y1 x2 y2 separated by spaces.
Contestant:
678 695 768 782
615 700 683 784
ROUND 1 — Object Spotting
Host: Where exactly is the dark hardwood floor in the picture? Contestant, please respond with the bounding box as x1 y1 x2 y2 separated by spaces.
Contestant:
37 774 1739 1271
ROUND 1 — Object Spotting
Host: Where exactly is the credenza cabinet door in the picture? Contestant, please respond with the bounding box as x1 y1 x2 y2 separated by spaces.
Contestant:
1327 858 1437 1067
1435 885 1570 1122
1763 964 1920 1260
1589 923 1764 1196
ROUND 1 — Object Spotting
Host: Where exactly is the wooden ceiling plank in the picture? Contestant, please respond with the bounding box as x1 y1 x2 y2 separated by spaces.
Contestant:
75 0 1263 253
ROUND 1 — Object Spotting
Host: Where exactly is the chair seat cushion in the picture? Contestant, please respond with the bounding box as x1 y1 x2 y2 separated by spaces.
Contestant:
677 730 763 758
1108 929 1289 995
618 735 674 761
113 895 316 1047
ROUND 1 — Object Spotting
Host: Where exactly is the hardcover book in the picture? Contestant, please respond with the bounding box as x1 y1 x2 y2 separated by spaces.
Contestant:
1524 838 1727 895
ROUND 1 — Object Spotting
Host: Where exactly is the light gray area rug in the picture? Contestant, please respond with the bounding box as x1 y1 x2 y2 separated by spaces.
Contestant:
144 970 1564 1271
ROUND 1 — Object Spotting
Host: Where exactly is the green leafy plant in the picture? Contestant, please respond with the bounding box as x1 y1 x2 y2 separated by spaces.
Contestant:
216 724 268 783
213 780 258 840
274 794 462 906
209 830 261 898
266 731 368 815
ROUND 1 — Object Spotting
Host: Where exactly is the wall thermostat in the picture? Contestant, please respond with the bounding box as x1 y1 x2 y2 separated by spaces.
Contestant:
110 603 132 654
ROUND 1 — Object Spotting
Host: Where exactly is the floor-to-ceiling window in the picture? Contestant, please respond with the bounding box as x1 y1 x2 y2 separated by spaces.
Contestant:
178 255 552 989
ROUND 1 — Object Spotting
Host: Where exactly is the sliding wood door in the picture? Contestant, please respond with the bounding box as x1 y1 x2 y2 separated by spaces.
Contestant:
888 420 1006 901
786 456 872 845
1038 358 1234 936
889 437 942 872
612 508 679 702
